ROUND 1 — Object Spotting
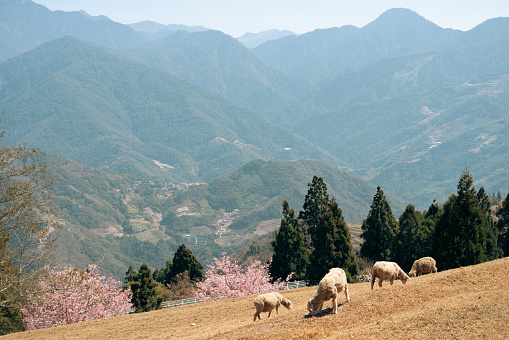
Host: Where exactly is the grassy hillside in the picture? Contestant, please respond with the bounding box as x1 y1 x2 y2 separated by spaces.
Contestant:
7 257 508 339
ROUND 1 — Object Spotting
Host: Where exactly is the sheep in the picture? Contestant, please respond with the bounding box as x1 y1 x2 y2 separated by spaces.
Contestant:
370 261 409 290
253 292 293 321
307 267 350 316
409 256 437 277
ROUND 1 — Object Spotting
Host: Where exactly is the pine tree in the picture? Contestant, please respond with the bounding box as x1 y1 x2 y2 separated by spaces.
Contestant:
299 175 329 247
270 200 310 281
391 204 430 271
130 263 163 313
477 187 502 260
496 193 509 255
306 199 358 284
167 244 204 284
360 186 398 261
432 168 486 270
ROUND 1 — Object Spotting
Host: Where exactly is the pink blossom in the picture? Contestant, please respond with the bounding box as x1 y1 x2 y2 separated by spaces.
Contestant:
21 264 132 330
195 253 292 302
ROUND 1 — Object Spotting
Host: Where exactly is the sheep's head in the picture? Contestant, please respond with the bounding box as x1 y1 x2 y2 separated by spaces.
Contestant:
408 271 416 278
401 274 410 284
281 298 293 310
307 300 317 315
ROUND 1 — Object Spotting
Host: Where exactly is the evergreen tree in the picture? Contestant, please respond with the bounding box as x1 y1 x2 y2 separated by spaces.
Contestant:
124 266 136 285
391 204 431 271
130 263 163 313
299 175 329 247
270 200 310 281
477 187 502 260
167 244 204 284
154 259 172 284
496 193 509 255
360 186 398 261
432 169 486 270
306 199 358 284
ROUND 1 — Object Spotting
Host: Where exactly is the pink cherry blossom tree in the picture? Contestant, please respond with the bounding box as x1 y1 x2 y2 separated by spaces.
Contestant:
195 253 292 302
21 264 132 330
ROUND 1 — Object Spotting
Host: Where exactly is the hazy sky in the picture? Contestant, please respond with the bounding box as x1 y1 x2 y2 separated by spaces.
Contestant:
33 0 509 37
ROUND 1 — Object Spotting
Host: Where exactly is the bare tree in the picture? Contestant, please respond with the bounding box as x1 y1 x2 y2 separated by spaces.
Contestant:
0 132 60 308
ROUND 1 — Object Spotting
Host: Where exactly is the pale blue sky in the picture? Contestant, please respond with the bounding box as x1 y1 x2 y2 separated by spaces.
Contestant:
33 0 509 37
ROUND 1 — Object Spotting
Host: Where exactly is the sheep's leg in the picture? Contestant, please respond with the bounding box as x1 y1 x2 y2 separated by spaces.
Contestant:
390 277 394 285
371 273 376 290
268 311 271 318
378 279 383 287
254 312 260 321
332 294 338 314
317 302 323 313
344 284 350 303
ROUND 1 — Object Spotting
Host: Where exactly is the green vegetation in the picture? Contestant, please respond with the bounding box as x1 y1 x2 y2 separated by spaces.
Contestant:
432 169 502 270
270 200 309 281
127 264 163 313
360 186 399 261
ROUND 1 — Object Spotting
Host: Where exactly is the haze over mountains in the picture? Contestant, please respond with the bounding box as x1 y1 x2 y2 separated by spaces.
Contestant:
0 0 508 276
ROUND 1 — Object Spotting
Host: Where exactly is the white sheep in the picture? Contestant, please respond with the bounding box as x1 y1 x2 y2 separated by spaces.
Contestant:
370 261 409 290
253 291 293 321
409 256 437 277
307 267 350 316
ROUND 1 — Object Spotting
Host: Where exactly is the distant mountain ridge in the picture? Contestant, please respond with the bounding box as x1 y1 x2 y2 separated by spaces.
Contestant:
128 21 209 34
0 36 336 182
237 29 296 48
0 1 507 209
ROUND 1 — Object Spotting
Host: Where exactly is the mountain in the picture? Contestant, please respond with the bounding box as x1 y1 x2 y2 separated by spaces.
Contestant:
237 29 296 48
43 153 399 280
121 30 316 125
168 158 406 230
128 21 209 34
0 36 336 181
0 0 146 62
252 9 463 84
312 37 509 111
295 74 509 207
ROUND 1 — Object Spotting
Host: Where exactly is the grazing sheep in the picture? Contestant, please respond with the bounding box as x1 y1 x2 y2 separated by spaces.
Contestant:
409 257 437 277
371 261 409 290
307 268 350 316
253 292 292 321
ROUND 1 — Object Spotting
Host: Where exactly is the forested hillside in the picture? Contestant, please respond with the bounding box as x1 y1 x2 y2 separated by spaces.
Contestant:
0 36 335 182
0 2 507 208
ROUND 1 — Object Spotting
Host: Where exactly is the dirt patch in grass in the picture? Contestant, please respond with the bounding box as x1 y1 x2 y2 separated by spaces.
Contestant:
6 258 509 339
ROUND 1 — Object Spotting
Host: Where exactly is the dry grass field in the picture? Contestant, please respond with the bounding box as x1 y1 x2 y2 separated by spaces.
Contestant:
5 257 509 340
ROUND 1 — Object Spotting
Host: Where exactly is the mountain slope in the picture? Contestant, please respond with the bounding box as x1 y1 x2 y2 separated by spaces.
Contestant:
253 8 462 84
295 74 509 206
0 0 146 62
170 159 406 228
312 37 509 111
0 36 336 181
121 30 316 125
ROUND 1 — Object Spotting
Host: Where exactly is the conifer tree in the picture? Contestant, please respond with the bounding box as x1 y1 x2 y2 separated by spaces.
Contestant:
391 204 430 271
299 175 330 246
270 200 310 281
306 199 358 284
360 186 398 261
477 187 502 260
167 244 204 284
496 193 509 255
432 169 486 270
130 263 163 313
